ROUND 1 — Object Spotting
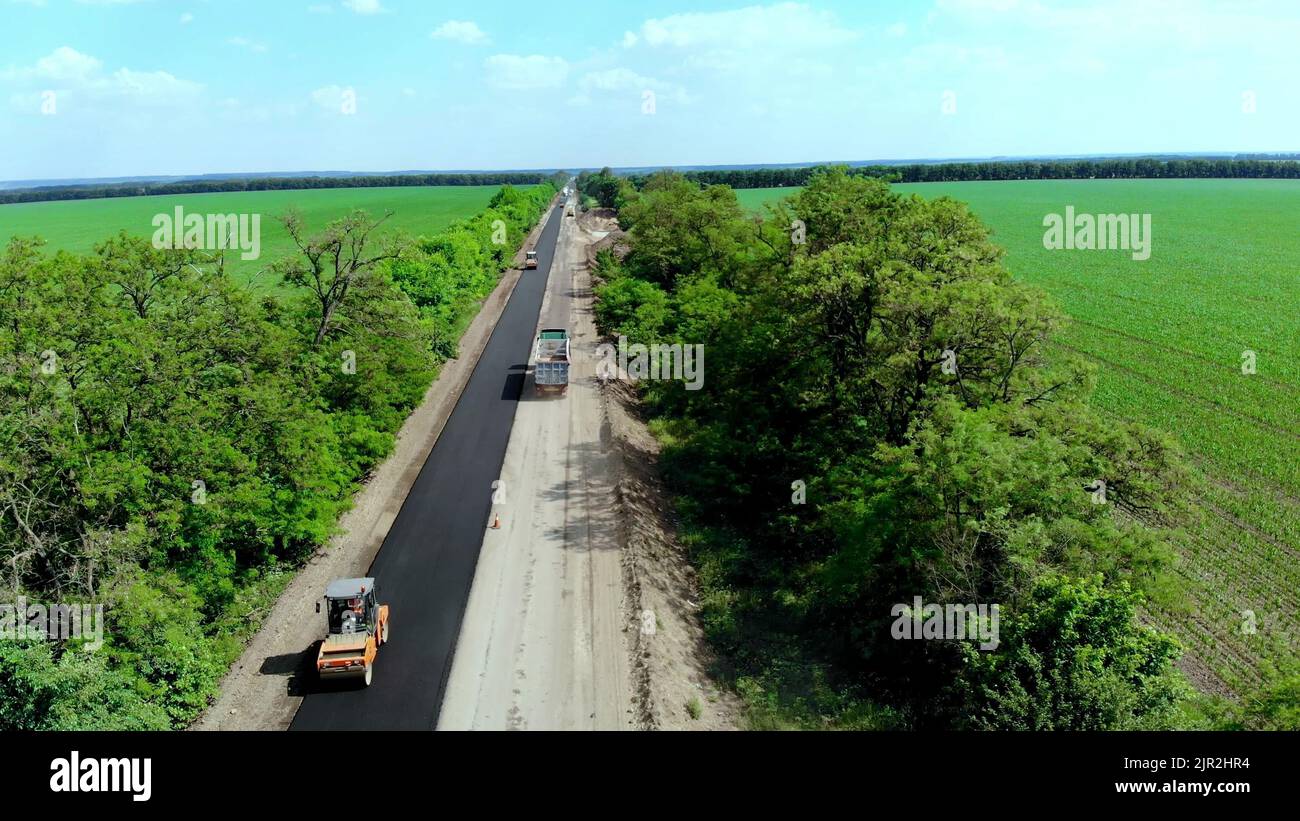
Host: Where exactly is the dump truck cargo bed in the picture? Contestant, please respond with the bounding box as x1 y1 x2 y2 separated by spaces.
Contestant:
534 329 570 395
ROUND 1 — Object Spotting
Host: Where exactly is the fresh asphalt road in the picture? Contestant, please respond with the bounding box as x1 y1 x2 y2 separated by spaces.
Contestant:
291 204 563 730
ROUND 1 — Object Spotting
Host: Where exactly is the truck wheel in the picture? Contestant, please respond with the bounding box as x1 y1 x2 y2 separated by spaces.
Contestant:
363 664 373 687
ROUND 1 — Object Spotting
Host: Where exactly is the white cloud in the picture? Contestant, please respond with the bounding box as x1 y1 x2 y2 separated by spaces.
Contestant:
625 3 858 79
637 2 857 51
310 84 357 113
227 36 268 54
294 0 385 14
110 68 203 104
579 67 656 92
933 0 1300 51
937 0 1024 12
1 46 202 110
14 46 103 82
484 54 568 90
621 31 638 48
900 42 1009 74
431 20 489 45
179 12 193 24
569 66 690 108
342 0 384 14
886 22 907 37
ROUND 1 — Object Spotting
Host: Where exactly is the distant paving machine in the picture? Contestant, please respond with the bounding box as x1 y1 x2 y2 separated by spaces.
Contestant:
525 250 538 269
315 577 389 687
533 328 570 396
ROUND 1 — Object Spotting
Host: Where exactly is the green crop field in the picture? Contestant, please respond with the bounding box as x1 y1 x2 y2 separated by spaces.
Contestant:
743 178 1300 692
0 185 514 290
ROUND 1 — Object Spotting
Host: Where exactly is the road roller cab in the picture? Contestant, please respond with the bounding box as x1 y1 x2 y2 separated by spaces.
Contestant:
315 577 389 687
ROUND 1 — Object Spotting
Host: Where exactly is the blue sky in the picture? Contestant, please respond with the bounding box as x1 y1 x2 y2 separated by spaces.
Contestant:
2 0 1298 180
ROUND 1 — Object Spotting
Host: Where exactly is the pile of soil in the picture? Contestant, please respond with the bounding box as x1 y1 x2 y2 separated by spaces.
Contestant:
580 208 629 266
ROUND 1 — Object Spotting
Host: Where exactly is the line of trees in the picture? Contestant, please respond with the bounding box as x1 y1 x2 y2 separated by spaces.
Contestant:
576 168 637 209
0 182 556 728
0 172 567 206
620 157 1300 190
593 169 1200 729
15 156 1292 207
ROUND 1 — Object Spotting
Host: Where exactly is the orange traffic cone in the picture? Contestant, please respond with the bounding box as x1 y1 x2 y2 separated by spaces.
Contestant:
491 513 501 529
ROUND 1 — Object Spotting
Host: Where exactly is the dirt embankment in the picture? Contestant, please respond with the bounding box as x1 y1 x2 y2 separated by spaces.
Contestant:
575 214 739 728
604 380 740 730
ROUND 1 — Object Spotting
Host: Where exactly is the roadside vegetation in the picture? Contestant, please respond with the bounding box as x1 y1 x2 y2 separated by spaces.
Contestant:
737 179 1300 700
584 167 1298 729
0 182 555 729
